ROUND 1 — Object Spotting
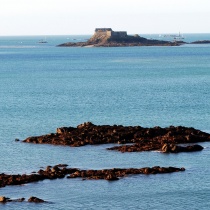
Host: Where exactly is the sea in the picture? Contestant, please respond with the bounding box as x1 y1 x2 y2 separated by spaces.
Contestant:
0 34 210 209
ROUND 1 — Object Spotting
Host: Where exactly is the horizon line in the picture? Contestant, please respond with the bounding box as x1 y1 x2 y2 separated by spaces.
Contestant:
1 32 210 37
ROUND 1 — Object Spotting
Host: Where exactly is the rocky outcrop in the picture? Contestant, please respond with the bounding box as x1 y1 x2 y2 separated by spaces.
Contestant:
0 164 185 188
22 122 210 153
0 165 72 188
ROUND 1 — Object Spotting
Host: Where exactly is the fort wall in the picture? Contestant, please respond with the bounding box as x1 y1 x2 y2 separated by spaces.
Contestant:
95 28 112 32
110 31 127 38
95 28 127 38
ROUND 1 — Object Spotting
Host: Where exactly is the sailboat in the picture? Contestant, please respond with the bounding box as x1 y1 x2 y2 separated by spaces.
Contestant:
173 32 184 41
38 37 48 43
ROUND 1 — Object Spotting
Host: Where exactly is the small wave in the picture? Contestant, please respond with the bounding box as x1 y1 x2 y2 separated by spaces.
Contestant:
0 45 37 49
151 150 161 153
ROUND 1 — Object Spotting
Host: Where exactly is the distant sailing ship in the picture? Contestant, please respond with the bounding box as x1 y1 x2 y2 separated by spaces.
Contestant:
173 32 184 41
38 37 48 43
164 32 184 41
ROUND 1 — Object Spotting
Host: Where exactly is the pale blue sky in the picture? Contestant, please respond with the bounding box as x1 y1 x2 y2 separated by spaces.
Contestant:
0 0 210 35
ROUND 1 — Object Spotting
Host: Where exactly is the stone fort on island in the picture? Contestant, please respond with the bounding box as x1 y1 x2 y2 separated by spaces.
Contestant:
58 28 183 47
94 28 127 38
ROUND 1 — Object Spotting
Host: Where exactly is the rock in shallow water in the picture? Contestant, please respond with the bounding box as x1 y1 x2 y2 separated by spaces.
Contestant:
0 196 25 203
28 196 45 203
22 122 210 153
0 165 185 188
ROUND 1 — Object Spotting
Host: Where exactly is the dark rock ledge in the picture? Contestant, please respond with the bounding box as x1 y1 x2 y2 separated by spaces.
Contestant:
0 164 185 188
22 122 210 153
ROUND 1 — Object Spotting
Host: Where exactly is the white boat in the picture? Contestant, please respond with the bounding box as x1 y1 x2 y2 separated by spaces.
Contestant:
38 37 48 43
172 32 184 41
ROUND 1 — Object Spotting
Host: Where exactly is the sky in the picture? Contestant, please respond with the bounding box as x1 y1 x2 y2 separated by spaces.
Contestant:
0 0 210 35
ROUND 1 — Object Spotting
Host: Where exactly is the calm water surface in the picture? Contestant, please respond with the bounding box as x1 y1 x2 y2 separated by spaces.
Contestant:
0 34 210 209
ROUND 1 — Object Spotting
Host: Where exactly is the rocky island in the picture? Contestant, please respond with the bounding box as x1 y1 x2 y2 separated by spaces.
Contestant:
23 122 210 153
58 28 183 47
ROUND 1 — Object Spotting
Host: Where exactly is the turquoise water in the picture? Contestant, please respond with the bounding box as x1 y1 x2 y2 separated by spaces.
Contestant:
0 35 210 209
